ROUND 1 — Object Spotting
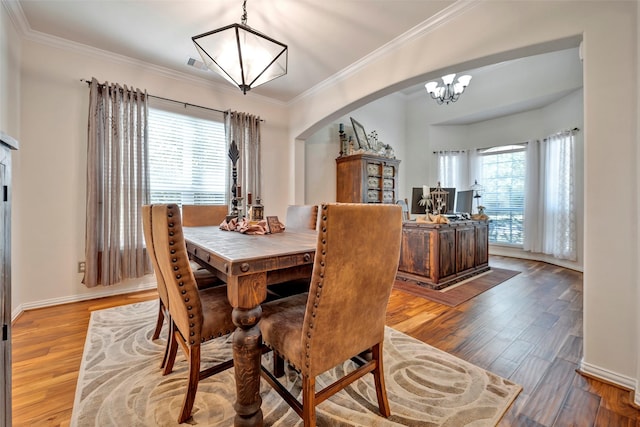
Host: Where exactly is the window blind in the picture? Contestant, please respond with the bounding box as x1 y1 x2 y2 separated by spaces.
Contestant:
148 107 227 205
479 144 526 245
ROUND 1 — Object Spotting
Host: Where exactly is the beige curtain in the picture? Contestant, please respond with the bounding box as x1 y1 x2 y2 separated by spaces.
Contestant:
84 78 151 287
225 111 261 215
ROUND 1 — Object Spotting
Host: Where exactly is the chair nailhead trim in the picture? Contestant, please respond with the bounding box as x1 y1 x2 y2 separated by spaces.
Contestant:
304 204 330 366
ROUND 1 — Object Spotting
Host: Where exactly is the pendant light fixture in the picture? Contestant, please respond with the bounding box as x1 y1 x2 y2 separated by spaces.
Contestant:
425 73 472 105
192 0 288 94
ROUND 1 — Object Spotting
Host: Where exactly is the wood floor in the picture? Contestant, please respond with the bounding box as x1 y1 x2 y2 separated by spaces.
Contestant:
11 256 640 426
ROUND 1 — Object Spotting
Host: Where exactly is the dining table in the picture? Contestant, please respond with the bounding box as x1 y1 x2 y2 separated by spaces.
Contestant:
182 225 318 426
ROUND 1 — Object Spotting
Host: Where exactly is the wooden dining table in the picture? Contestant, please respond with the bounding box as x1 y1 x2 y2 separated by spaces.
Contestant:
182 226 318 426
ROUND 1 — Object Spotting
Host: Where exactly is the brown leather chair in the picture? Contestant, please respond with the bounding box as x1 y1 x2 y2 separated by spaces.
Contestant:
143 205 223 368
285 204 319 230
182 204 228 226
181 204 227 287
145 204 235 423
259 203 402 426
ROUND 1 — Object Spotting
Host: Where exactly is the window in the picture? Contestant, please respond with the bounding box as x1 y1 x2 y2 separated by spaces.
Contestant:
479 144 526 245
148 106 227 205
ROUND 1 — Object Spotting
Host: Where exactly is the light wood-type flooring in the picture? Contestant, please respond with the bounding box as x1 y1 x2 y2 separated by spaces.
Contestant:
11 256 640 426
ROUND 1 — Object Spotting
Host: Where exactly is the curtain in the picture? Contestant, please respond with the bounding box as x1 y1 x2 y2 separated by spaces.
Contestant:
225 111 262 216
523 131 577 260
84 78 151 287
435 150 469 189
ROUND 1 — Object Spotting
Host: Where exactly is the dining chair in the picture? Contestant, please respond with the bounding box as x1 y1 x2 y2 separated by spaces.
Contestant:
285 204 319 230
182 204 228 226
181 204 228 287
396 198 410 221
143 205 223 369
146 204 236 423
259 203 403 426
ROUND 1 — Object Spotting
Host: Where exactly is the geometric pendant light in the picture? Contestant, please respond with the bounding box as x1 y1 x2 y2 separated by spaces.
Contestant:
192 0 288 95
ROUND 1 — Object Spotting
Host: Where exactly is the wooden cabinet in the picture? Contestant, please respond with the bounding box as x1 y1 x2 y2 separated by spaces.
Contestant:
336 154 400 204
0 131 17 427
397 220 489 290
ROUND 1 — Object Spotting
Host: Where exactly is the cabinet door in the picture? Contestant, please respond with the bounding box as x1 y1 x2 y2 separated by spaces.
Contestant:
438 229 456 279
398 227 431 277
475 222 489 266
365 162 381 203
456 226 476 272
0 145 11 427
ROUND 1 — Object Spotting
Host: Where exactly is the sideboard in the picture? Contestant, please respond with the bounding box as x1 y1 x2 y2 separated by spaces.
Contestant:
397 220 489 290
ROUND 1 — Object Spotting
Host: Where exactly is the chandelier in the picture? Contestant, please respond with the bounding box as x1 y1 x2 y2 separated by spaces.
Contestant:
425 73 472 105
192 0 288 95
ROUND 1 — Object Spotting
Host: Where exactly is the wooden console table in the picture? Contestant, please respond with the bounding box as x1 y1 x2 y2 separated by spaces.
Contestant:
397 220 489 290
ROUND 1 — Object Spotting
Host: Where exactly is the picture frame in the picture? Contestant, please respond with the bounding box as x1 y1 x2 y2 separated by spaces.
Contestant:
350 117 370 150
266 216 284 234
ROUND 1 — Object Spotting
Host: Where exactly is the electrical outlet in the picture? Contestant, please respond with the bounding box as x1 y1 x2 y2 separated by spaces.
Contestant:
78 262 86 273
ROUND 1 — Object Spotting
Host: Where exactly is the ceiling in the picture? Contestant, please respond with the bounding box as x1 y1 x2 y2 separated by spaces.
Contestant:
11 0 456 102
9 0 582 120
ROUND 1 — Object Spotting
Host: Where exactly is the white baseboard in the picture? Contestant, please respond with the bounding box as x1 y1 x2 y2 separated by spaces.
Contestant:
489 245 583 272
579 358 637 391
11 282 157 323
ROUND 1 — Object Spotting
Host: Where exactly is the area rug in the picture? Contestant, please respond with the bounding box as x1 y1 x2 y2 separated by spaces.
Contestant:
394 268 520 307
71 300 521 426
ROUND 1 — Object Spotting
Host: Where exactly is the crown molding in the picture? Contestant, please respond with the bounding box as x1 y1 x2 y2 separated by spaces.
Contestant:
3 0 285 107
2 0 30 35
289 0 479 106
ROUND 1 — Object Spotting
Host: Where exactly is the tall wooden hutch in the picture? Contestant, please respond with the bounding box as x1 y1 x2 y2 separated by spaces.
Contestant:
336 153 400 204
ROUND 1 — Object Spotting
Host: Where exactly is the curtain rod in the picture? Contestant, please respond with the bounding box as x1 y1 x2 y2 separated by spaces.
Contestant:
543 127 580 141
80 78 228 116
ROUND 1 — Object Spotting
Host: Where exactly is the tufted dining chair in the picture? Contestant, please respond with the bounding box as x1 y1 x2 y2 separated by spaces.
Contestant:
181 204 228 287
145 204 236 423
285 204 319 231
143 205 222 368
182 204 229 227
259 203 403 426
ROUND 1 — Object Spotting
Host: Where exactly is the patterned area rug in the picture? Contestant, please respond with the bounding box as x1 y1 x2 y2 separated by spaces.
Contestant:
71 300 521 426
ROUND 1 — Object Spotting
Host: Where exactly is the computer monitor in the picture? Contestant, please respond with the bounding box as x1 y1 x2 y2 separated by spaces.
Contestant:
411 187 456 214
455 190 474 214
410 187 427 214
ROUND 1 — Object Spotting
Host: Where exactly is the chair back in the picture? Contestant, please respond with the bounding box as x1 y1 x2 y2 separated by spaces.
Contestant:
303 203 402 376
150 204 204 346
182 204 228 227
286 205 319 230
142 205 169 311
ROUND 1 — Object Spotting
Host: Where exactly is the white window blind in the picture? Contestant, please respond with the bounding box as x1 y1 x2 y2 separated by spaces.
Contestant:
479 144 526 245
148 106 227 205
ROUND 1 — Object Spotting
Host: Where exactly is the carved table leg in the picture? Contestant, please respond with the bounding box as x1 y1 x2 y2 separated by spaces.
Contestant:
232 306 264 427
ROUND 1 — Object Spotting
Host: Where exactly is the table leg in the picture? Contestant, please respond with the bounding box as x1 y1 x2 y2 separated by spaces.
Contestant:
232 306 263 426
228 272 267 427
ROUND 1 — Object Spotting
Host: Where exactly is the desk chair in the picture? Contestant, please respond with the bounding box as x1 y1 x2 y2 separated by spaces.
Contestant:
259 203 402 426
396 198 410 221
147 204 235 423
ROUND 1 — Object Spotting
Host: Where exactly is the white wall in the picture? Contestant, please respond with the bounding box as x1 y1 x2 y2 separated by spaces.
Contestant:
1 3 21 313
288 0 639 401
304 93 407 206
11 35 290 314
